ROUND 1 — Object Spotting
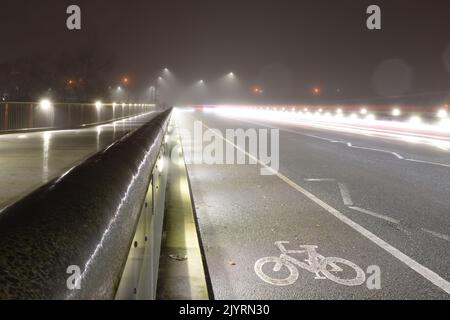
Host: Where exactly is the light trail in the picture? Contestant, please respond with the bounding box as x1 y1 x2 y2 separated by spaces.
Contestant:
206 105 450 152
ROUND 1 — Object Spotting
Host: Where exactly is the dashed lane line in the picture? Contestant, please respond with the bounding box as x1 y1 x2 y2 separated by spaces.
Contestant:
349 206 401 225
338 183 354 206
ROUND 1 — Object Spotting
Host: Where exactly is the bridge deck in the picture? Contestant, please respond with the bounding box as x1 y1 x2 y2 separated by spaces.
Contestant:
0 113 156 210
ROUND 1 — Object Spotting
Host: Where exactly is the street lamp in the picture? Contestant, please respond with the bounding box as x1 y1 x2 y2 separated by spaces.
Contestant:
392 108 402 117
95 101 103 110
39 99 52 111
437 109 448 119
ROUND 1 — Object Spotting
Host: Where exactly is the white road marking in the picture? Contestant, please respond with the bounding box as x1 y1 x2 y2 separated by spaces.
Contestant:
346 143 404 160
255 242 366 287
338 183 354 206
304 178 336 182
235 117 450 169
404 158 450 169
349 206 400 225
199 121 450 295
422 229 450 242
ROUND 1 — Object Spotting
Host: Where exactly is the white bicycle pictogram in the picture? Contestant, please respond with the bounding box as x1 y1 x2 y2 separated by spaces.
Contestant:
255 241 366 286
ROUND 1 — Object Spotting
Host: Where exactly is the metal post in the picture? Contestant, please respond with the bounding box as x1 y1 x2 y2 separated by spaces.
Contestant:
4 103 8 130
29 104 34 128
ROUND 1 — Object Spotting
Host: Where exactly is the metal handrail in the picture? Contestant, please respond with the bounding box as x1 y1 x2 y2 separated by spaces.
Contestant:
0 102 155 132
0 109 172 299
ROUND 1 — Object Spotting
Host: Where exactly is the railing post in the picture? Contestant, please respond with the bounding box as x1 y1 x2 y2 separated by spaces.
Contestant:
4 103 8 130
68 104 72 128
29 103 34 129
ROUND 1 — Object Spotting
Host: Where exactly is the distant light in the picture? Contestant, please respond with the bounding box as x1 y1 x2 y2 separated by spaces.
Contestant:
39 99 52 111
112 102 117 107
228 72 235 77
95 101 103 109
18 135 27 139
163 68 169 72
117 86 122 91
366 114 376 121
409 115 422 124
158 158 165 173
158 76 163 81
122 77 129 85
318 108 323 113
199 80 205 84
392 108 402 117
336 108 343 114
122 103 126 107
313 87 320 95
349 113 358 120
304 108 308 112
360 108 368 115
437 109 448 119
440 118 450 127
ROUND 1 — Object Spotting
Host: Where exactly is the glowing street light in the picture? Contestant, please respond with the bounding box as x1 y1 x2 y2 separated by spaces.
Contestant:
437 109 448 119
95 101 103 110
360 108 368 115
409 115 422 125
39 99 52 111
122 77 130 85
392 108 402 117
312 87 321 95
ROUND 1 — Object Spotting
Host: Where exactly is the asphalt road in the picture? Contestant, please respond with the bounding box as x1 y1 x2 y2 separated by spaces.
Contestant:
176 109 450 300
0 112 156 209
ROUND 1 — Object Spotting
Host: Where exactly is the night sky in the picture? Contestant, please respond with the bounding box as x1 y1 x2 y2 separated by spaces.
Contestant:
2 0 450 104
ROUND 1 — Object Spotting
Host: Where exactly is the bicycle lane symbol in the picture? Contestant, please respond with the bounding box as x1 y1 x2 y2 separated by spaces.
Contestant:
254 241 366 286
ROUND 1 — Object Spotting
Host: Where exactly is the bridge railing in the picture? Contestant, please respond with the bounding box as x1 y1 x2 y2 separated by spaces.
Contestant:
0 109 172 299
0 102 155 133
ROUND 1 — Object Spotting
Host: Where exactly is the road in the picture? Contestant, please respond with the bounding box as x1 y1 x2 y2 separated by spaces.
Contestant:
0 112 156 209
175 108 450 300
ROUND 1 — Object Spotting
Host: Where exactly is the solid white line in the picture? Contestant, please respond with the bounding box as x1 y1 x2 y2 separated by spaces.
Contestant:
422 229 450 242
199 121 450 295
349 206 400 225
304 178 336 182
233 117 450 169
338 183 354 206
404 158 450 169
